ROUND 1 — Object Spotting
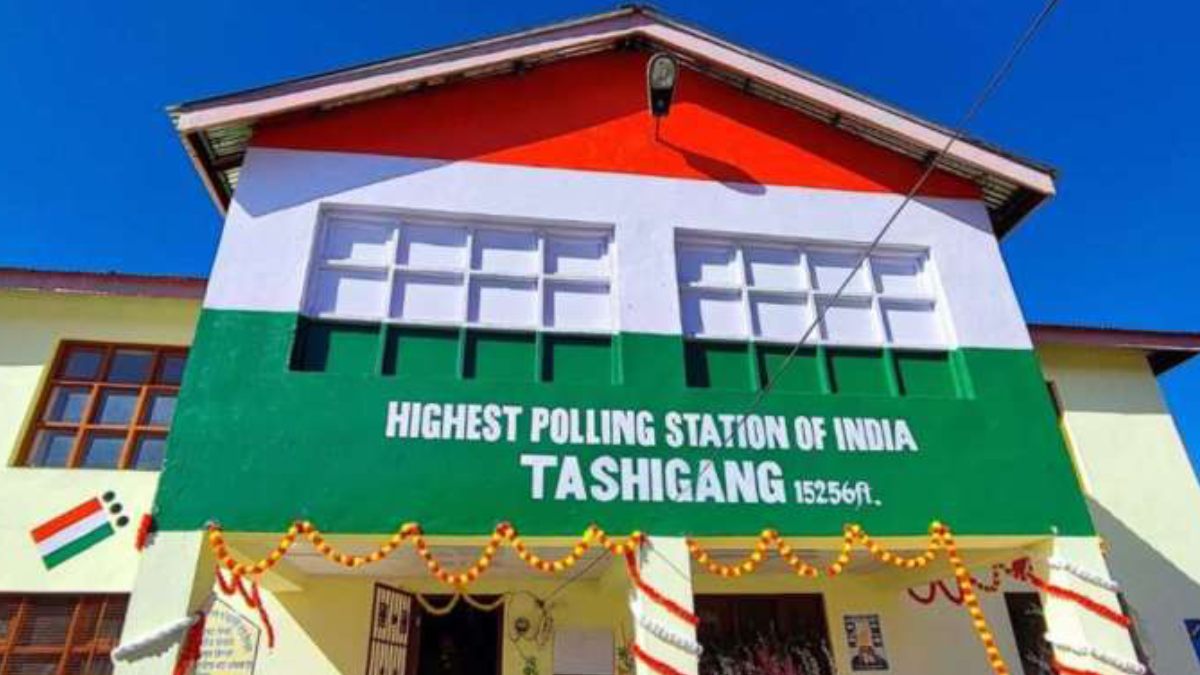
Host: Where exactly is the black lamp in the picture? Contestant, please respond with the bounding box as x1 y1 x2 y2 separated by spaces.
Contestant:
646 53 679 117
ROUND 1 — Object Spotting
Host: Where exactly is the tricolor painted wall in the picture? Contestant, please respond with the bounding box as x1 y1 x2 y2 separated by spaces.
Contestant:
159 51 1089 539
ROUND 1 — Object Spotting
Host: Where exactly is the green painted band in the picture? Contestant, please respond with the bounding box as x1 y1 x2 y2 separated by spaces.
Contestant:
43 524 114 569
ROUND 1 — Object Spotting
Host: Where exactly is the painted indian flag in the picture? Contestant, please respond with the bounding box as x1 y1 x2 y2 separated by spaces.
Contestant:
31 498 115 569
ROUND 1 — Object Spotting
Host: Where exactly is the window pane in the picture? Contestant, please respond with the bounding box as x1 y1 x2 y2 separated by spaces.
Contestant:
324 217 393 265
16 597 73 645
96 598 127 642
105 350 153 384
749 293 812 341
7 654 62 674
809 250 870 293
872 254 928 296
130 435 167 471
882 300 943 346
545 235 608 276
677 244 739 286
817 297 879 344
468 278 537 327
79 433 124 469
44 386 91 423
311 269 387 317
391 273 463 323
398 224 467 269
744 247 804 289
29 431 75 467
156 354 187 385
93 389 139 425
0 597 17 640
544 281 610 330
680 289 745 338
59 348 103 380
143 393 177 427
472 229 538 274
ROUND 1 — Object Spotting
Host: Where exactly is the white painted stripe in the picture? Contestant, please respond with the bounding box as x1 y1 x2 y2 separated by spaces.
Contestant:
206 147 1033 350
36 510 110 557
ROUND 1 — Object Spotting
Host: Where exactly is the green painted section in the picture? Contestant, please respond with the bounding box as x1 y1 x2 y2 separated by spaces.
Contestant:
685 341 754 390
292 319 380 374
157 310 1095 537
828 349 891 396
895 351 958 398
383 327 460 379
42 524 114 569
542 335 613 385
464 331 537 382
755 346 824 394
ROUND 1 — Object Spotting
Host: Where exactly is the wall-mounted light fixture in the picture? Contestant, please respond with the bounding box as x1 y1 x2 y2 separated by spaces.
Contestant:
646 53 679 117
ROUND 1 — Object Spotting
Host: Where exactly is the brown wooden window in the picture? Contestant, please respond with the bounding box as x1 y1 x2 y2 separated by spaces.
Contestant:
0 594 128 675
20 342 187 470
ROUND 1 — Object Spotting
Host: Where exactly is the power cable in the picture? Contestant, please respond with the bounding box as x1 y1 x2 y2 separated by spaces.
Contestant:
722 0 1062 444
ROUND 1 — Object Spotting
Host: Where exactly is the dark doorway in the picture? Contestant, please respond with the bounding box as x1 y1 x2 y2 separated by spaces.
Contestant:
695 594 834 675
1004 592 1054 675
412 596 502 675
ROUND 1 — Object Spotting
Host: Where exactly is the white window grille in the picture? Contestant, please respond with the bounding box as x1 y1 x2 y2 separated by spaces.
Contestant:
676 236 947 349
307 211 614 333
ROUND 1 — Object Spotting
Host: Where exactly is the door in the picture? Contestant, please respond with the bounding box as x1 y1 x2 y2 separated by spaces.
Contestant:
366 584 417 675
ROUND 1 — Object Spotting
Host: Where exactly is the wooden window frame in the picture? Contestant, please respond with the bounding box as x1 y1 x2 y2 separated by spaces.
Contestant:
0 593 128 675
17 341 188 470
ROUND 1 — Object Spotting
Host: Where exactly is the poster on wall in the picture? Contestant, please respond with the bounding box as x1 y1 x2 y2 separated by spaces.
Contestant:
196 600 260 675
843 614 889 671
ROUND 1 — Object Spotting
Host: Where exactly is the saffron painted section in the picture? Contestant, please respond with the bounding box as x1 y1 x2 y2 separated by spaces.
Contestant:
204 147 1031 350
253 52 977 199
154 309 1092 537
1040 345 1200 675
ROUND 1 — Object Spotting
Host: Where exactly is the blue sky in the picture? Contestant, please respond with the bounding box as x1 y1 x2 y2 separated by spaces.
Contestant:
3 1 1198 467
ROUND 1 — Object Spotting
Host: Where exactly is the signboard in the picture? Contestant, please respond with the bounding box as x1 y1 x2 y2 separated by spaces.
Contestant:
843 614 889 671
197 600 260 675
158 314 1095 538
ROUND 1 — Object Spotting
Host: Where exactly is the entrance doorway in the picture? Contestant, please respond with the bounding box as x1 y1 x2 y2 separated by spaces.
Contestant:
413 596 502 675
365 586 502 675
695 594 834 675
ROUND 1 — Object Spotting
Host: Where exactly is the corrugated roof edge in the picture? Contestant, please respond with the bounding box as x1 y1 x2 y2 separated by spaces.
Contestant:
0 267 206 300
1030 323 1200 375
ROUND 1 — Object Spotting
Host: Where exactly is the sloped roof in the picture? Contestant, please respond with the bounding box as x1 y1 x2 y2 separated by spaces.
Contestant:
1030 323 1200 375
0 267 206 300
169 5 1056 237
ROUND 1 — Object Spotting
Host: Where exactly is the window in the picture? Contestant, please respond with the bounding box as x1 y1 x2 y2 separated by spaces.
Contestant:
0 594 127 675
307 212 614 333
676 237 946 348
21 343 186 470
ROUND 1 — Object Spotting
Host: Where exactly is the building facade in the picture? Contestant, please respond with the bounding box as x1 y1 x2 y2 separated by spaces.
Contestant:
2 7 1199 675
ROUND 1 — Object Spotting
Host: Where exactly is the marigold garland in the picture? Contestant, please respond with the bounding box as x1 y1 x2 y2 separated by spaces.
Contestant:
207 519 1012 675
214 566 276 648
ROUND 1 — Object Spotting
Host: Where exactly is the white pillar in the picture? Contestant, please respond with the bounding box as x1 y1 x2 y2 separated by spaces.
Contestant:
114 531 214 675
1039 536 1145 675
632 536 699 675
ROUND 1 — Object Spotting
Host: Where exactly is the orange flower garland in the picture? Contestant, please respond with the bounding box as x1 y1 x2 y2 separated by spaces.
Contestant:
206 519 1010 675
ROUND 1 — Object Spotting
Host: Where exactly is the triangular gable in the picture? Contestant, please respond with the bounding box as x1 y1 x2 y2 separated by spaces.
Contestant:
254 51 976 198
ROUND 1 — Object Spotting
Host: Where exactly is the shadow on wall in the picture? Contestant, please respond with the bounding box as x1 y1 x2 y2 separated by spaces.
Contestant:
1087 497 1200 675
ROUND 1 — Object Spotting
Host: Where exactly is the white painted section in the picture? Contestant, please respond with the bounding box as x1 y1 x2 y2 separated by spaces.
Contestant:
204 147 1033 350
34 509 109 557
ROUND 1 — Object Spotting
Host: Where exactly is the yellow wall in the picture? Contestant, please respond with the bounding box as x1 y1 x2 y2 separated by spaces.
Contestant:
136 534 1049 675
1039 344 1200 674
0 289 199 593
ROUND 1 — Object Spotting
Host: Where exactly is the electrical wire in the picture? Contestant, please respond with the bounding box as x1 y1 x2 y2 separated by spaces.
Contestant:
721 0 1063 444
